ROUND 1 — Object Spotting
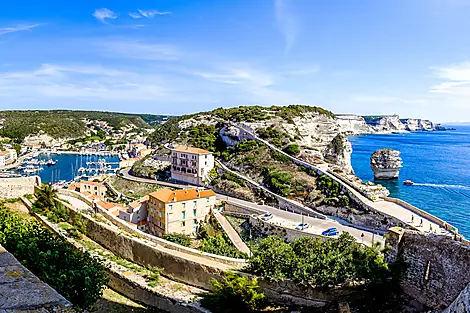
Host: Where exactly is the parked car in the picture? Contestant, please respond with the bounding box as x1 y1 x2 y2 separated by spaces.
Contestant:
295 223 310 231
261 213 273 221
321 227 339 236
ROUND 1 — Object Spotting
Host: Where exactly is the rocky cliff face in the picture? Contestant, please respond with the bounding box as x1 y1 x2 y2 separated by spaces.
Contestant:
442 282 470 313
401 118 434 131
336 115 373 135
370 149 403 180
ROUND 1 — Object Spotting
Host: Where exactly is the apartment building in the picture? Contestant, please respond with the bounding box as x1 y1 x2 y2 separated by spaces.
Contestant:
170 146 214 185
0 149 17 167
118 196 149 224
147 187 216 237
79 180 107 198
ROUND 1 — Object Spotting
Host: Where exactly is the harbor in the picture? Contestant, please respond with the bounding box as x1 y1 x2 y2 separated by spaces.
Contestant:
10 152 120 185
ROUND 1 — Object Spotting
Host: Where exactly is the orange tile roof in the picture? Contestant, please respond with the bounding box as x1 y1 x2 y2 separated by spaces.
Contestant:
0 150 9 156
68 182 79 190
149 188 216 203
98 201 125 211
80 180 105 187
129 201 141 209
81 191 92 197
172 146 211 155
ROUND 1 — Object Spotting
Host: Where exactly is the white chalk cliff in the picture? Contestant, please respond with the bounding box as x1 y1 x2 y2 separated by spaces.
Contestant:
370 149 403 180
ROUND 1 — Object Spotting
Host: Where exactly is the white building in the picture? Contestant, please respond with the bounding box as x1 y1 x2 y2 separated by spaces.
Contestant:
118 196 149 225
0 149 17 168
170 146 214 185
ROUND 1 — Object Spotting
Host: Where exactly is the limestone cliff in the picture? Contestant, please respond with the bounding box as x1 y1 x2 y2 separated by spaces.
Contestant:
364 115 408 133
401 118 434 131
336 115 373 135
370 149 403 180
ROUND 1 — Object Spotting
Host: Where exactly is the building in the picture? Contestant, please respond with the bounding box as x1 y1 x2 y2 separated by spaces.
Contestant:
118 196 149 224
0 149 17 167
170 146 214 185
96 200 126 217
79 180 107 198
147 188 216 237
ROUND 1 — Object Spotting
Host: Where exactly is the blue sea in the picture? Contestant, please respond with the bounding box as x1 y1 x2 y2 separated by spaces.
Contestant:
33 154 120 183
349 126 470 238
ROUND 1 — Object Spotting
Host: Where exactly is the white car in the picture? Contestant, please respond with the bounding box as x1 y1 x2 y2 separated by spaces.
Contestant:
295 223 310 231
261 213 273 221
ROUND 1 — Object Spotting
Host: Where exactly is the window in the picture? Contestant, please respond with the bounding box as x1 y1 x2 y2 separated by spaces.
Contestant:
193 201 197 207
158 221 162 228
193 219 198 224
193 208 197 216
205 161 207 165
181 221 186 227
182 211 186 219
151 216 154 222
159 203 162 208
158 212 162 218
169 205 173 210
154 209 157 215
206 198 210 203
182 202 186 208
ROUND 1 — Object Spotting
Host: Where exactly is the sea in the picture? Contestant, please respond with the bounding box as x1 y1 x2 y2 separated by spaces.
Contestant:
32 153 120 184
349 126 470 238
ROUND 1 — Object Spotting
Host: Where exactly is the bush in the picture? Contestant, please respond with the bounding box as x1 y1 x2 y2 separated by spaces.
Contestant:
316 174 350 207
200 272 266 313
201 234 248 259
0 209 109 310
262 167 293 197
248 233 389 289
270 150 292 163
283 143 300 156
163 233 192 247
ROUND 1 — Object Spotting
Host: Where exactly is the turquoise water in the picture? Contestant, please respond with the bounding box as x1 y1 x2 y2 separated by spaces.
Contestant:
349 127 470 238
33 154 119 183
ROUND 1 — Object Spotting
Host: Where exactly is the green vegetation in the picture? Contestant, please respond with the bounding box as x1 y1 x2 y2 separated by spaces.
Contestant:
0 110 165 141
316 175 350 207
180 123 226 155
163 233 192 247
327 134 346 155
283 143 300 156
248 234 389 289
131 155 171 180
212 106 269 122
0 209 109 310
261 167 293 197
108 176 162 199
200 272 266 313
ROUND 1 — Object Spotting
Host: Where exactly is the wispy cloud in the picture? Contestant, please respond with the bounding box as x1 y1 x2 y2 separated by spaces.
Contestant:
93 8 118 24
101 41 180 61
129 9 171 19
430 62 470 94
0 24 40 35
353 95 426 105
274 0 299 53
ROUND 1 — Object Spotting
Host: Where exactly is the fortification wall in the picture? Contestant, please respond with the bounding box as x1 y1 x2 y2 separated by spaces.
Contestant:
0 176 39 199
386 228 470 309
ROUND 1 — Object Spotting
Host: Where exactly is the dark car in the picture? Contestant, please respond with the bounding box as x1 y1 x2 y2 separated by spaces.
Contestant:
322 227 339 236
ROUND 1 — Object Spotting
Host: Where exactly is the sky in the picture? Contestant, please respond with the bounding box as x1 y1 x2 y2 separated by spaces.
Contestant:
1 0 470 122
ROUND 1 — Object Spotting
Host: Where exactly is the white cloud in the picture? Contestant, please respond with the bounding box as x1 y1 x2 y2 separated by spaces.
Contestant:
93 8 118 24
430 62 470 94
138 9 171 18
0 24 40 35
274 0 299 53
129 9 171 19
353 95 426 105
101 41 180 60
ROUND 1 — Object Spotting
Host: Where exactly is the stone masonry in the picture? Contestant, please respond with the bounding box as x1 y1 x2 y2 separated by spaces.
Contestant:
0 244 73 312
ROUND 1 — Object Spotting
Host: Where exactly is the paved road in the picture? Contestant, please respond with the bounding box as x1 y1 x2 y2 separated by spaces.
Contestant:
120 167 383 246
59 195 91 212
228 122 449 235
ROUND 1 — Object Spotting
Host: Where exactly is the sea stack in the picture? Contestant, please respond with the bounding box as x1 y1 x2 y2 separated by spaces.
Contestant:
370 148 403 180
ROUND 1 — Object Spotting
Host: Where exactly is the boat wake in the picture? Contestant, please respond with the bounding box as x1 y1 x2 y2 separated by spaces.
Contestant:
412 183 470 190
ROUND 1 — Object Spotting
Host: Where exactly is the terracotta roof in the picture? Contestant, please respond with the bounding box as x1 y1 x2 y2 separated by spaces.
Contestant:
149 187 216 203
98 201 125 211
86 194 102 201
129 201 141 209
81 191 92 197
68 182 79 190
172 146 211 155
80 180 105 187
0 151 9 156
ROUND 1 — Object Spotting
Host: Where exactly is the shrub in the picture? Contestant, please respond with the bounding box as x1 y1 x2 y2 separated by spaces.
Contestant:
270 150 292 163
201 234 248 259
283 143 300 156
163 233 192 247
248 233 389 289
0 209 109 310
200 272 266 313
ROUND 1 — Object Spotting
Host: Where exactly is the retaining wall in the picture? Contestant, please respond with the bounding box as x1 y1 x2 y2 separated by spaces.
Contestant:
0 176 40 199
386 228 470 309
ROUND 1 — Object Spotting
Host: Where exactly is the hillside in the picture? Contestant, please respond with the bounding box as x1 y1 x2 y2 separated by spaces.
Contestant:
0 110 169 142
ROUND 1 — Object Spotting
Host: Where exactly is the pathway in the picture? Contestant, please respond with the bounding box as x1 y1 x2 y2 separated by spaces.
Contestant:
213 212 251 254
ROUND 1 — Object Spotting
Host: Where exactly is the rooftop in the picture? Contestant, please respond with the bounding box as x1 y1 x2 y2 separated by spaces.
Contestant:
171 146 211 155
80 180 105 187
149 187 216 203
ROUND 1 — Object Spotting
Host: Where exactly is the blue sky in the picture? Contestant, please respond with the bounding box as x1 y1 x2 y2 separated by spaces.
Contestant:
1 0 470 121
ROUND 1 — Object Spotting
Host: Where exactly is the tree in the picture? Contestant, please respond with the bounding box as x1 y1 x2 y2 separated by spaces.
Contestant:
283 143 300 156
163 233 192 247
34 184 58 211
200 272 266 313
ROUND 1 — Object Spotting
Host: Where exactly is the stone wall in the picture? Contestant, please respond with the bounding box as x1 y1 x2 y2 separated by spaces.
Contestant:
0 176 40 199
249 215 329 243
386 228 470 309
442 282 470 313
0 244 72 312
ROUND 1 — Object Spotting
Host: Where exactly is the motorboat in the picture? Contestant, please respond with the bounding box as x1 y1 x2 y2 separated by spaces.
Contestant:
403 180 414 186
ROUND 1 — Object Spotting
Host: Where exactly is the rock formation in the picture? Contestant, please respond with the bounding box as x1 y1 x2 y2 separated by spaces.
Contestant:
442 282 470 313
370 149 403 180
